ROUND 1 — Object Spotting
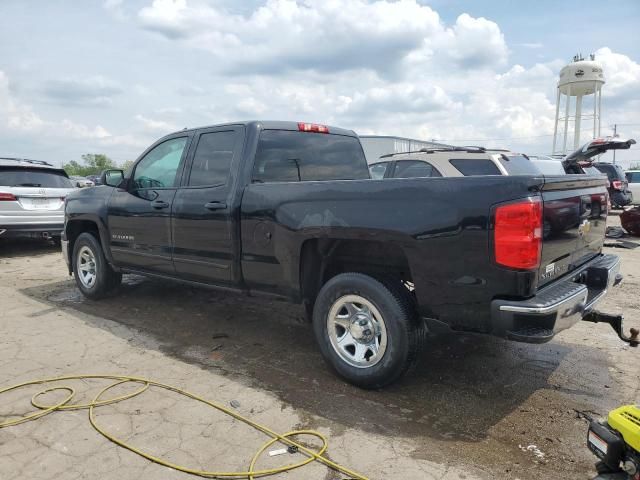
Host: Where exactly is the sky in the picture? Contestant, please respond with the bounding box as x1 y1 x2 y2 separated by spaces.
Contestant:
1 0 639 168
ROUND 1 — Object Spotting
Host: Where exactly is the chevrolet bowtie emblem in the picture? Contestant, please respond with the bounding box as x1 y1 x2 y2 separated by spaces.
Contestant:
578 219 592 236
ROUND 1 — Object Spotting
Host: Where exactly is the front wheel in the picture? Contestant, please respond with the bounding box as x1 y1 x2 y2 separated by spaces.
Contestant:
72 232 122 299
312 273 424 389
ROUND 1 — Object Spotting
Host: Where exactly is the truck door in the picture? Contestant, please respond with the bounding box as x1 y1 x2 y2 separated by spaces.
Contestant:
171 125 245 284
107 135 190 274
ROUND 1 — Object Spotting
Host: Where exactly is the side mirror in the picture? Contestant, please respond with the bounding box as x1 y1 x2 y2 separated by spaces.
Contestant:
101 169 125 188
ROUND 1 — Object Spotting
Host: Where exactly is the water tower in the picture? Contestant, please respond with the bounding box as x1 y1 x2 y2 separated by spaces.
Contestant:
552 53 605 156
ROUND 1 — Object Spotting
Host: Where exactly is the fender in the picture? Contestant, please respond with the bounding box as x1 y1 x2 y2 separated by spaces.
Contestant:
64 187 118 269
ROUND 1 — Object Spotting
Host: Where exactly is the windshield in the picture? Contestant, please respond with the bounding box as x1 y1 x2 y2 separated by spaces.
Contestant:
0 168 73 188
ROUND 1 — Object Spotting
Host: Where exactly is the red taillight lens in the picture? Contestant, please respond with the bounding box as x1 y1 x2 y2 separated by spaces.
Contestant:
298 122 329 134
0 192 17 201
611 180 623 190
494 197 542 270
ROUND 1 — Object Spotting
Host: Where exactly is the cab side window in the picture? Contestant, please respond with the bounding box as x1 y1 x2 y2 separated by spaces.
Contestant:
188 130 238 187
133 137 188 189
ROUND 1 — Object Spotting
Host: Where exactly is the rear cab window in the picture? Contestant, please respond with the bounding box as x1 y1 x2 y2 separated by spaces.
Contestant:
449 158 501 176
0 168 73 188
627 171 640 183
252 130 369 183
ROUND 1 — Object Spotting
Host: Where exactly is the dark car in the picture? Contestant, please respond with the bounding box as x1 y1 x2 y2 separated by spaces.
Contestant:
61 120 624 388
86 175 102 186
593 163 633 208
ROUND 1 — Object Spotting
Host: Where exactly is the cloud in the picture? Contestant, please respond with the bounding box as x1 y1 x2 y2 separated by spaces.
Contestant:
42 75 123 106
437 13 509 69
135 114 179 133
595 47 640 99
177 84 207 96
136 0 507 74
345 84 457 117
516 42 543 49
6 2 640 167
0 70 147 148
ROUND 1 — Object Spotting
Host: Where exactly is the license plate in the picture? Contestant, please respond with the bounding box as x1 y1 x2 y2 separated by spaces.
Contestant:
31 198 52 209
588 430 608 455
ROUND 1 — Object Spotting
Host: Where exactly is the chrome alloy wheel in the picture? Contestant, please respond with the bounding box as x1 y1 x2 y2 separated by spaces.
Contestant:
77 245 97 288
327 295 388 368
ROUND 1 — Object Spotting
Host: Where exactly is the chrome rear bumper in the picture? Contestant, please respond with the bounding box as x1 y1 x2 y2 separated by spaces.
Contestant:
491 254 621 343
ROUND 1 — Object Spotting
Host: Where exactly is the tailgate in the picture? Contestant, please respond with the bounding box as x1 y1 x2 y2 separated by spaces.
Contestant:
538 175 609 287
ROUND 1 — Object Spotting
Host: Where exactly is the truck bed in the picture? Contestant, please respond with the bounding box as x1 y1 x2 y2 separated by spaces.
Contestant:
240 173 609 333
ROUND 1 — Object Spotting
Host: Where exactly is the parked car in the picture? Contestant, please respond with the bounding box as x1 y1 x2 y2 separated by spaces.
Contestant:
70 176 95 188
86 175 102 186
62 121 623 388
368 146 540 179
592 163 633 208
369 138 635 180
0 157 75 242
625 169 640 205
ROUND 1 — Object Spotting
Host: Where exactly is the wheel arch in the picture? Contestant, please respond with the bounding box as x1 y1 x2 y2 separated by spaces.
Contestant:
65 215 116 273
299 237 413 319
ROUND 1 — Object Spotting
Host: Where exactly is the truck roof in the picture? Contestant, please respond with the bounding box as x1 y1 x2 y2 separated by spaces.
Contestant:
170 120 358 138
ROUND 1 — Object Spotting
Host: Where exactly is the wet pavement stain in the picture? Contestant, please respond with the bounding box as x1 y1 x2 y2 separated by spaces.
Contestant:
20 273 627 480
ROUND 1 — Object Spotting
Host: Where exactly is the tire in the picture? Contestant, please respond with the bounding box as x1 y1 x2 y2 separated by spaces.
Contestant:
312 272 424 389
72 232 122 299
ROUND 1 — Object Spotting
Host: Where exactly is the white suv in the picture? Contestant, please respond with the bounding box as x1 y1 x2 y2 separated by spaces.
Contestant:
0 158 75 242
626 170 640 205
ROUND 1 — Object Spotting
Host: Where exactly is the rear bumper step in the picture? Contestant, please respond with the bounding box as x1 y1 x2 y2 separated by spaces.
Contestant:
491 254 621 343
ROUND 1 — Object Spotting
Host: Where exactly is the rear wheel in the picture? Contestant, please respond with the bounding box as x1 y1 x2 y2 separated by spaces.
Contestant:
72 232 121 299
313 273 424 389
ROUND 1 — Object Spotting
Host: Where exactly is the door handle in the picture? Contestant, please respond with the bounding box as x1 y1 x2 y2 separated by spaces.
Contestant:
151 200 170 209
205 201 227 210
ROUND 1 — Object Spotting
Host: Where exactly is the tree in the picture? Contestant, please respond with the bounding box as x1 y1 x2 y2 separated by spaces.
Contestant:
121 160 135 173
630 162 640 170
81 154 116 172
63 154 116 177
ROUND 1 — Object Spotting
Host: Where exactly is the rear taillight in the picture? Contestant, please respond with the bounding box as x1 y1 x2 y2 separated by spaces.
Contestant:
494 197 542 270
612 180 623 190
0 192 17 201
298 122 329 133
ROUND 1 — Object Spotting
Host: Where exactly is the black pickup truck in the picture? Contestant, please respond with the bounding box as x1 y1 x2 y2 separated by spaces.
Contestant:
62 121 626 388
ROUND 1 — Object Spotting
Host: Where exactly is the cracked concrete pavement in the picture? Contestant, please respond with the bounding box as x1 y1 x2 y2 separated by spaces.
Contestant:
0 213 638 480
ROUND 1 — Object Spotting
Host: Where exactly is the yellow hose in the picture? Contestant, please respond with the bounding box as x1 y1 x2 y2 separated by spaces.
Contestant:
0 375 368 480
